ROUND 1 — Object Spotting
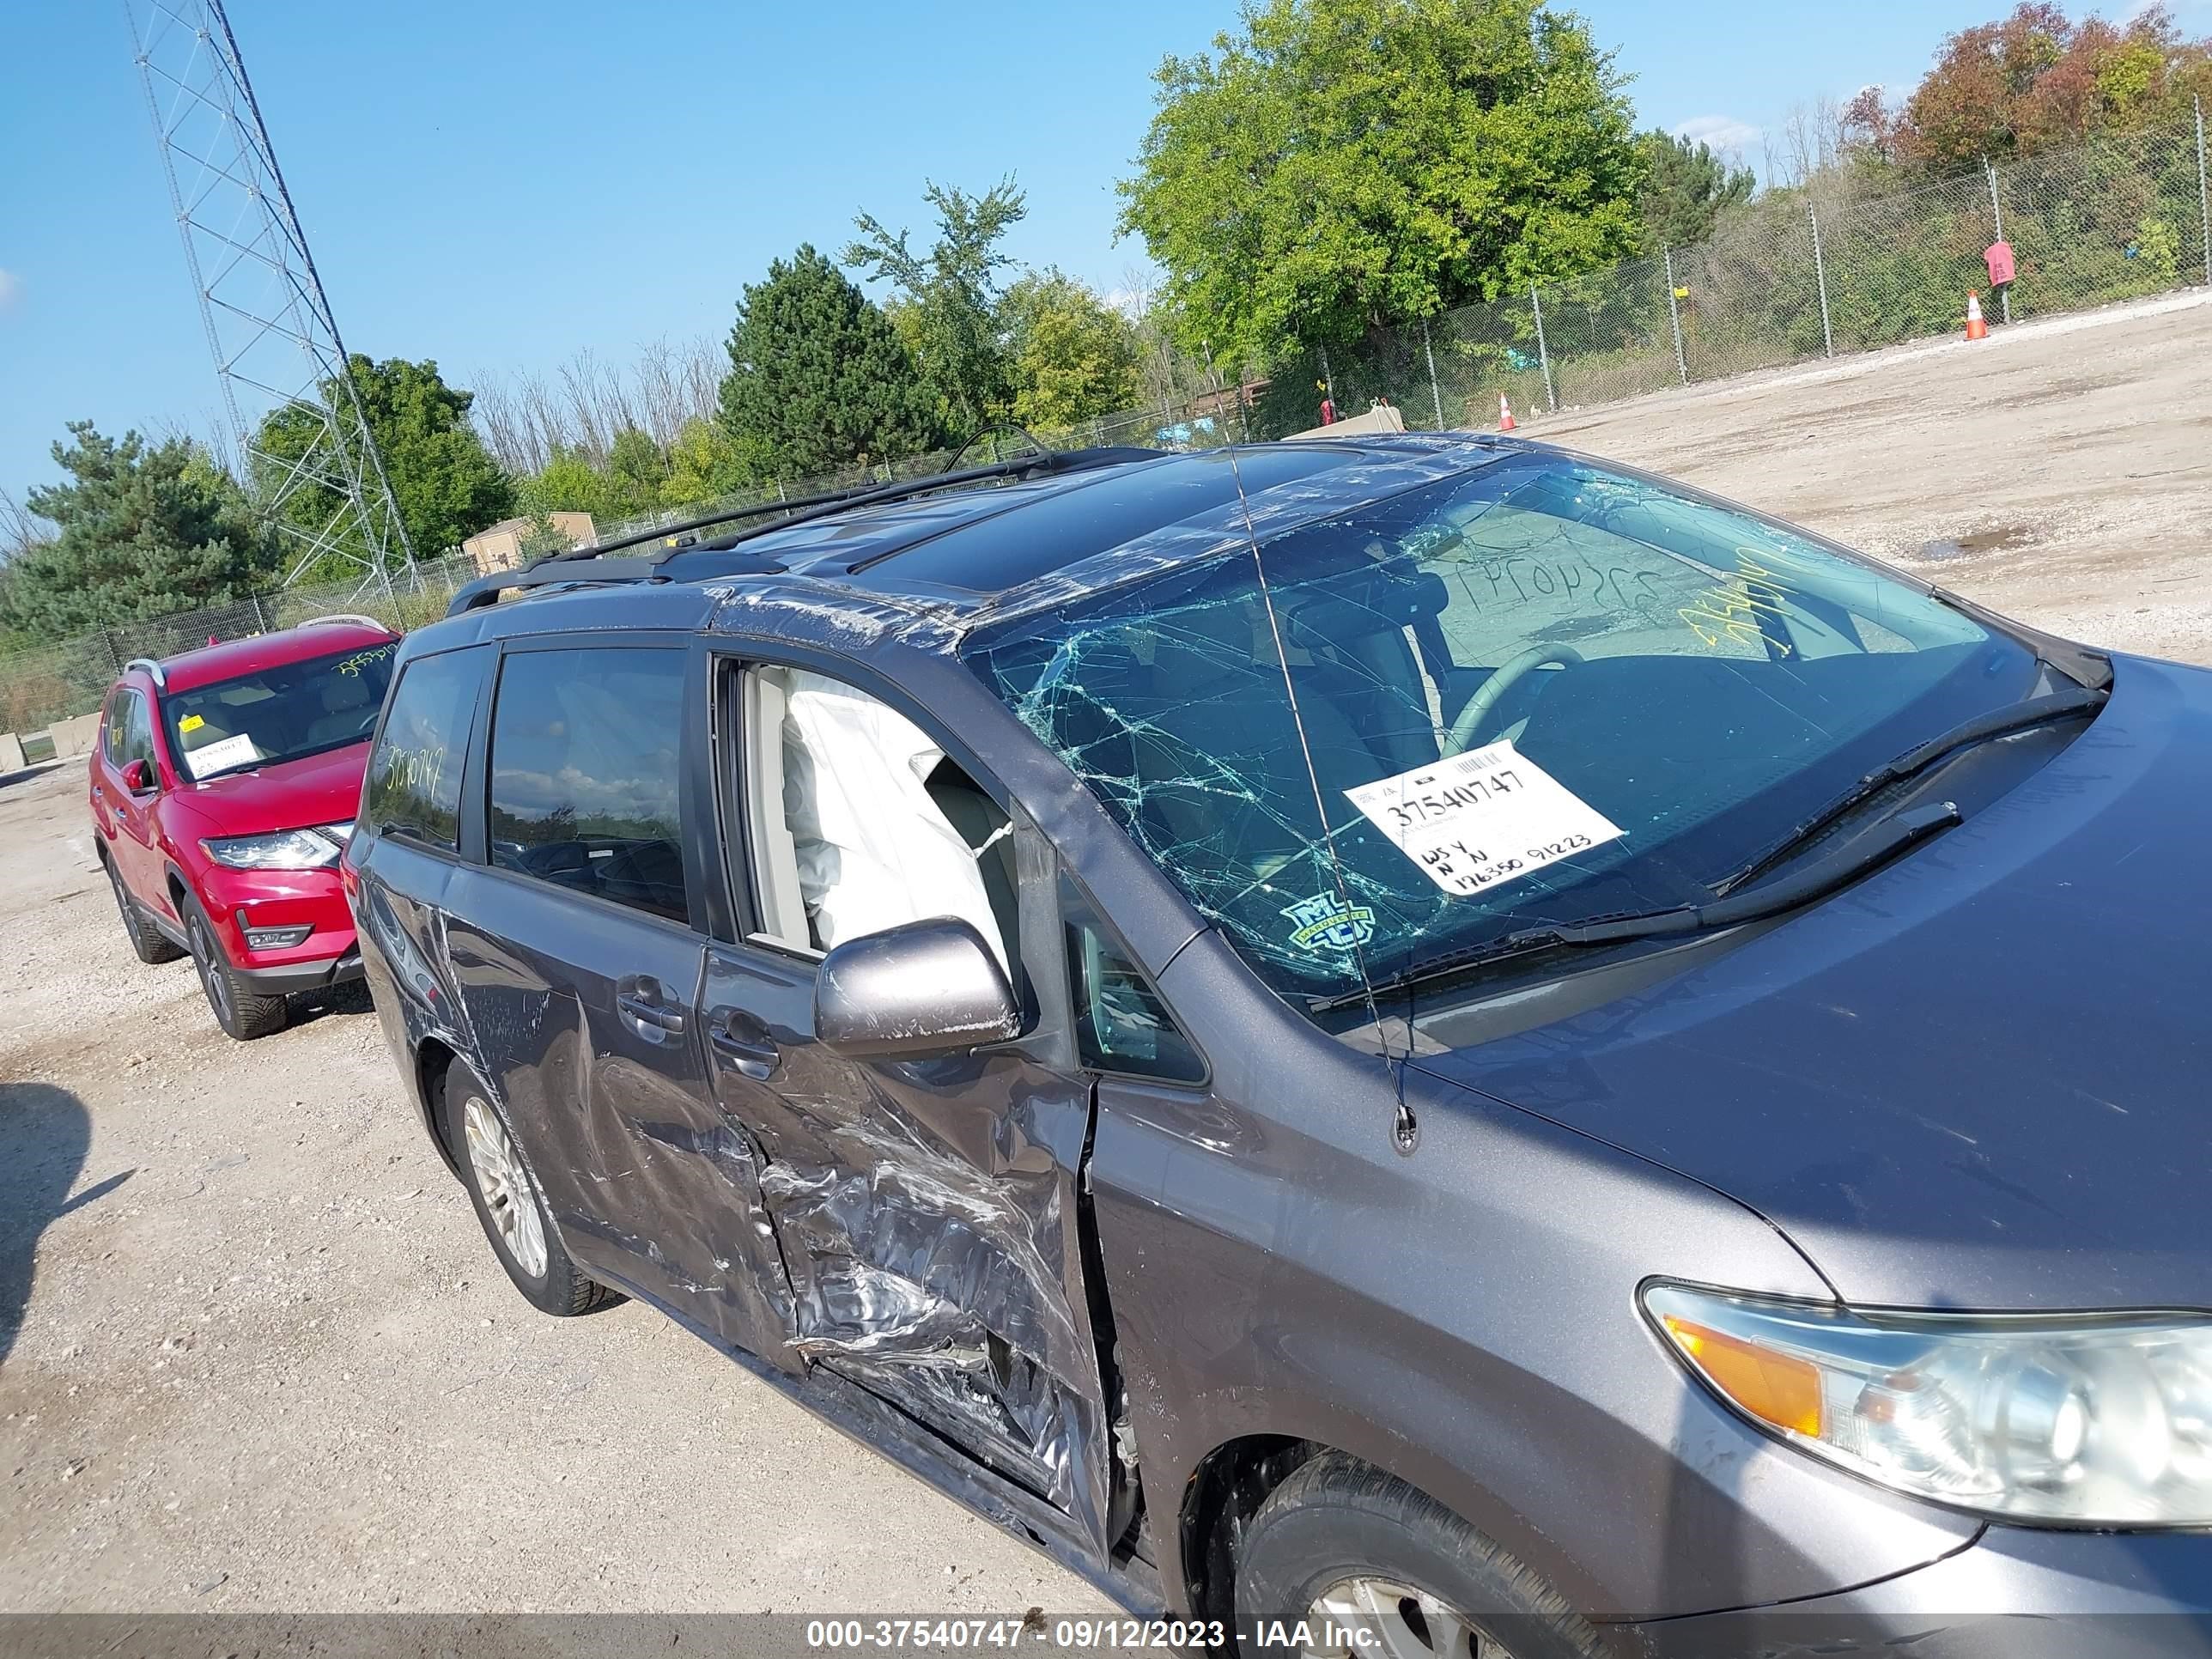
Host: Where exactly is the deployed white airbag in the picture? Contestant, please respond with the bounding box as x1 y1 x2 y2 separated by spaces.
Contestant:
780 670 1008 972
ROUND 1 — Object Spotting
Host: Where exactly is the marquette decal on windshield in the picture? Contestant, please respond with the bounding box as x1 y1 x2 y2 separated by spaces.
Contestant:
1280 891 1376 954
1345 739 1624 897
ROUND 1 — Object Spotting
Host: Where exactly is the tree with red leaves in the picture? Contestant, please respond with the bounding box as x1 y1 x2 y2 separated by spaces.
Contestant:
1890 3 2212 172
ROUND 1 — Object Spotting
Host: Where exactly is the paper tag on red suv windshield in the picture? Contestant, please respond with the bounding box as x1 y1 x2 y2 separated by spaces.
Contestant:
1344 739 1624 897
183 732 259 778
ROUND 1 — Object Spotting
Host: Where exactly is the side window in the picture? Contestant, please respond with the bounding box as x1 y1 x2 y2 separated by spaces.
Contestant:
120 691 155 768
739 664 1018 976
102 691 129 765
1060 876 1205 1084
488 646 689 925
363 648 483 852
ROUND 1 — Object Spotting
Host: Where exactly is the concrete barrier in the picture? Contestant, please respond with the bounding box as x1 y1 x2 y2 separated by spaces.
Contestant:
47 713 101 760
0 732 24 774
1283 403 1410 441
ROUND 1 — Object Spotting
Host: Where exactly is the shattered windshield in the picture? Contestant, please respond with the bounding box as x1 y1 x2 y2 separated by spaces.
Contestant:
964 451 2041 1006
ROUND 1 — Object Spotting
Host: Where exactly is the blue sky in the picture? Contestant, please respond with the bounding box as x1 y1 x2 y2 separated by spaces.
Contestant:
0 0 2148 506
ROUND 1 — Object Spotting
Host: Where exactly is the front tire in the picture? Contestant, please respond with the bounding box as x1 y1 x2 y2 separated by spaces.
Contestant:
106 855 184 964
435 1064 613 1317
185 899 287 1040
1235 1453 1603 1659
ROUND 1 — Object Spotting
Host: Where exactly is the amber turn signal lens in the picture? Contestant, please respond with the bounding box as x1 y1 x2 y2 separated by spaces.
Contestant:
1662 1314 1824 1437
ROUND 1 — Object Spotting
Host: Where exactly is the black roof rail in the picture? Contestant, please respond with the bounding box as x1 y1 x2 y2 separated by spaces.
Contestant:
445 445 1163 617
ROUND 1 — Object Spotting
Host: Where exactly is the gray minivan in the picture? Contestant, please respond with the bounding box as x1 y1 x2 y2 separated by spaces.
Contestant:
346 436 2212 1658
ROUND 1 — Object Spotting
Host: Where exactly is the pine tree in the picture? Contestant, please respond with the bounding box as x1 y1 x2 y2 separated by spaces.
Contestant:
0 422 281 634
1635 131 1756 251
718 246 944 483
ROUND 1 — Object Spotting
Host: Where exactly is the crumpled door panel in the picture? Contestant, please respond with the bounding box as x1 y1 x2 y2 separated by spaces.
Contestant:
748 1062 1114 1552
607 1109 795 1353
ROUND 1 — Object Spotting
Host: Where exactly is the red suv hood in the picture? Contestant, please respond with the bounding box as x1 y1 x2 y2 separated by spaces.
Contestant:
170 740 370 836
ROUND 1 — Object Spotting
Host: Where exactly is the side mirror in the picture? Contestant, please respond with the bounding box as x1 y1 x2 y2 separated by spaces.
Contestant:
813 917 1021 1061
121 758 156 794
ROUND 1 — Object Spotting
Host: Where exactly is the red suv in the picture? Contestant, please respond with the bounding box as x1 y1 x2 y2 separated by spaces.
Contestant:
89 616 401 1039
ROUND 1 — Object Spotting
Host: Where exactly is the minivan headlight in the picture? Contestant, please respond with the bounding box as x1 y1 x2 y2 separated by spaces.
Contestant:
1644 1283 2212 1525
201 828 346 870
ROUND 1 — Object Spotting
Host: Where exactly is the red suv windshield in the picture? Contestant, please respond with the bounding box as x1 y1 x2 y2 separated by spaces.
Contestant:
162 639 400 781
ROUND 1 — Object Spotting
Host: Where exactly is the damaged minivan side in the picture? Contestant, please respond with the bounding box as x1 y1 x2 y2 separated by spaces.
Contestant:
350 438 2212 1659
351 612 1144 1572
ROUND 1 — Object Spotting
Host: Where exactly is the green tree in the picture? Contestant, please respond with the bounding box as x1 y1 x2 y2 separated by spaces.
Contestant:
661 416 744 507
843 179 1028 437
1635 130 1756 250
1118 0 1644 364
515 512 579 562
605 426 672 516
256 356 514 566
1001 270 1144 429
718 245 943 483
516 446 619 520
0 422 280 633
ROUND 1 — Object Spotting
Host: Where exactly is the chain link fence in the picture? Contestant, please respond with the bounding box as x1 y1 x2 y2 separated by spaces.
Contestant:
8 102 2209 740
1402 99 2212 435
0 555 477 735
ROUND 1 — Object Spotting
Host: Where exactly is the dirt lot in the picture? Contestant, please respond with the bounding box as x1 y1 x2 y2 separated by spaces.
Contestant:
3 289 2209 1616
1540 288 2212 667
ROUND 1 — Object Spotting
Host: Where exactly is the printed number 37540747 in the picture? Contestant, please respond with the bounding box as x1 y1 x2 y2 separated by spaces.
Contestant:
1343 740 1625 899
1382 765 1520 830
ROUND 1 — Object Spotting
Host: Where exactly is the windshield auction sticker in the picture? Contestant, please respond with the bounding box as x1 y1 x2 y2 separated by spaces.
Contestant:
1344 738 1624 897
184 732 259 779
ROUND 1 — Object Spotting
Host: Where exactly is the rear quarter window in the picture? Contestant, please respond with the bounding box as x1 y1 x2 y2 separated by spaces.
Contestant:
362 647 486 852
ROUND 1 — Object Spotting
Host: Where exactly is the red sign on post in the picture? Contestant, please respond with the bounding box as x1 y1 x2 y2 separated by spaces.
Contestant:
1984 240 2016 286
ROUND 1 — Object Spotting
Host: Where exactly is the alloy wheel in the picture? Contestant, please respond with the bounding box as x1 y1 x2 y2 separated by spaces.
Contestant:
188 914 230 1024
461 1094 547 1279
1301 1577 1510 1659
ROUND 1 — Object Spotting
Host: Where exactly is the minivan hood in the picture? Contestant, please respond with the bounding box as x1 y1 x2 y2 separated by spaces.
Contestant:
172 740 368 836
1418 653 2212 1313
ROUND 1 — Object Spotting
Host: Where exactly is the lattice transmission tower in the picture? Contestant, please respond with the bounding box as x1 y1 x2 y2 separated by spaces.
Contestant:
125 0 415 596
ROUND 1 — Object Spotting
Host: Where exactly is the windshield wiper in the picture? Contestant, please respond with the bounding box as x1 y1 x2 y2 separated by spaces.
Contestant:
1717 684 2106 897
1313 798 1963 1013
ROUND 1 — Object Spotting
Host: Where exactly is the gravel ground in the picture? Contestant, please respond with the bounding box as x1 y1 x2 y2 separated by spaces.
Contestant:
3 289 2209 1616
1536 288 2212 668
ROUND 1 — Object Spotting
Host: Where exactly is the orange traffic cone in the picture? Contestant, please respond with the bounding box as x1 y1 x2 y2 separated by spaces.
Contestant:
1965 291 1989 341
1498 392 1518 433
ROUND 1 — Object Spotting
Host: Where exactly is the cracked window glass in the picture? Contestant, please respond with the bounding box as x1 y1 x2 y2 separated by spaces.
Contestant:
964 452 2037 1009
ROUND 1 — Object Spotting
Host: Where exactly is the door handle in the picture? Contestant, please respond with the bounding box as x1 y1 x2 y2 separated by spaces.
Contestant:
708 1006 779 1080
616 975 687 1037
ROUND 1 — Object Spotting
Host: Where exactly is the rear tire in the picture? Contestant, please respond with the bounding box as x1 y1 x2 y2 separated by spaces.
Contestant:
434 1062 614 1317
106 855 184 964
1234 1453 1603 1659
185 899 287 1041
